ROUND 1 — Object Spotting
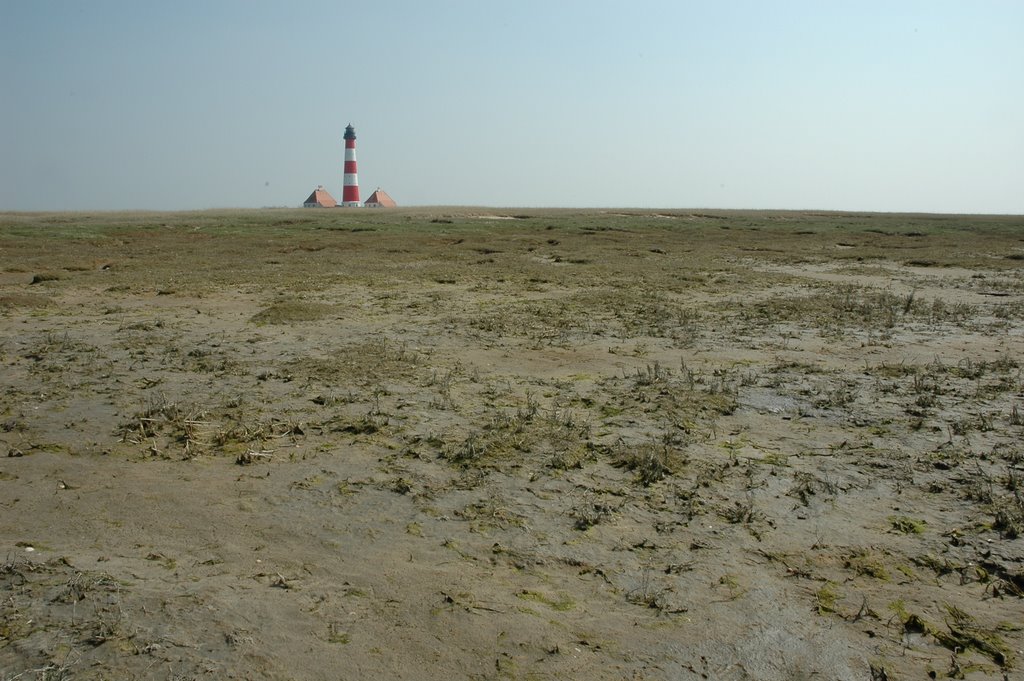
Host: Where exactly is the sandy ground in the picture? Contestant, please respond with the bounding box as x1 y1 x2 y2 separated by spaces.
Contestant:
1 208 1023 680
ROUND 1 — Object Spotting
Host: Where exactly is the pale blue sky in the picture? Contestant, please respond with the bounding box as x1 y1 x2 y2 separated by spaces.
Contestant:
1 1 1022 212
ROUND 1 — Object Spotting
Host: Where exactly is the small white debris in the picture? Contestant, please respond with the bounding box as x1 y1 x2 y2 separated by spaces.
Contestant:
24 546 35 552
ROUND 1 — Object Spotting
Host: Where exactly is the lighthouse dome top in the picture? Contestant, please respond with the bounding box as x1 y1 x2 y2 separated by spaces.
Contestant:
343 124 356 140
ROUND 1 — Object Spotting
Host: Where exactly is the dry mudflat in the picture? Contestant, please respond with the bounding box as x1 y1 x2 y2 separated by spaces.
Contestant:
1 208 1023 680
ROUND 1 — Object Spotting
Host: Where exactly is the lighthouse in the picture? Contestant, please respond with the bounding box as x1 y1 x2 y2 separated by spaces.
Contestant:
341 124 360 206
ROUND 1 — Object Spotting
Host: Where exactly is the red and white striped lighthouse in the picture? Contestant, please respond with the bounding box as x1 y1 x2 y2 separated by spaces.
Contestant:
341 123 360 206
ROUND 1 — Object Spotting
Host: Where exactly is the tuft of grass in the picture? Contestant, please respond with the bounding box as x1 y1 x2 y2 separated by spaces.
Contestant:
992 502 1022 539
888 598 930 635
625 569 686 613
612 440 687 486
571 497 616 530
814 582 841 615
933 604 1013 668
0 293 55 308
888 515 926 534
516 589 574 611
722 493 764 527
327 623 351 644
717 573 746 600
846 549 891 581
251 300 334 324
442 432 486 467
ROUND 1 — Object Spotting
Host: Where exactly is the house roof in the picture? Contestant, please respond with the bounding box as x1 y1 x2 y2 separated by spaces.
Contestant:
364 188 397 207
303 186 337 207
